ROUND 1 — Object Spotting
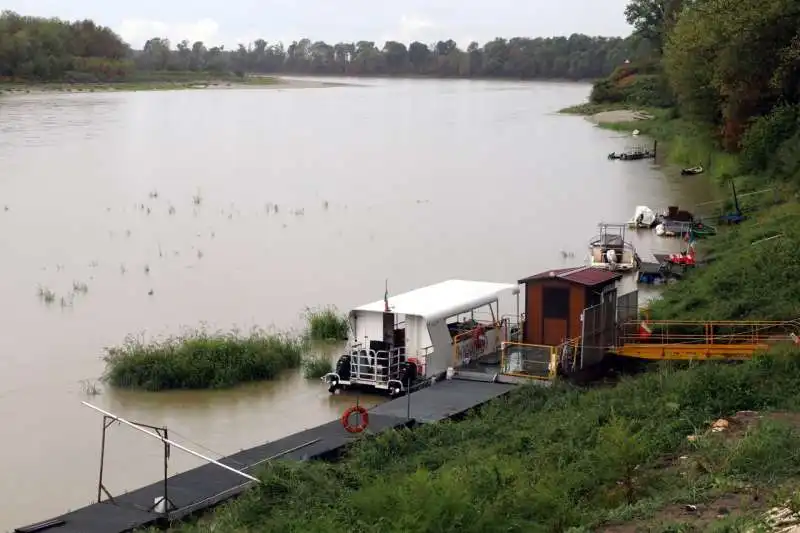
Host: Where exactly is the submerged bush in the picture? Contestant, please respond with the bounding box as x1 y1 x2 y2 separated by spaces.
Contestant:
304 306 349 341
302 354 333 379
103 329 305 391
173 349 800 533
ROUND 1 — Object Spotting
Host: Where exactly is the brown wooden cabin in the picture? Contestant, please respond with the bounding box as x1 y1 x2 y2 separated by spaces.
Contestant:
518 266 622 346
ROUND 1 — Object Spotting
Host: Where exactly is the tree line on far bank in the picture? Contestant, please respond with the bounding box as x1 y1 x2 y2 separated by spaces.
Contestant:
0 10 647 83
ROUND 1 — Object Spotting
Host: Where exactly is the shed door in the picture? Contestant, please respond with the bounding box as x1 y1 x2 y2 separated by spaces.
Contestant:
542 287 570 345
543 319 568 345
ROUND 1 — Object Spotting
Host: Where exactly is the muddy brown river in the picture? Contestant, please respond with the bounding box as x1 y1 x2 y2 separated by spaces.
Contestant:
0 77 712 530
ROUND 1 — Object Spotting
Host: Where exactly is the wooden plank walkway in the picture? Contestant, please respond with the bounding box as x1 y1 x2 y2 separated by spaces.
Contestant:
15 378 517 533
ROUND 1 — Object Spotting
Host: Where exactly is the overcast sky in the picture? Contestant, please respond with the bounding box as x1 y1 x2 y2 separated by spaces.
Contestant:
5 0 633 49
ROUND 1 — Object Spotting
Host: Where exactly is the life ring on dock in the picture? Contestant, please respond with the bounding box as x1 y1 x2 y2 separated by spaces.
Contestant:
341 405 369 433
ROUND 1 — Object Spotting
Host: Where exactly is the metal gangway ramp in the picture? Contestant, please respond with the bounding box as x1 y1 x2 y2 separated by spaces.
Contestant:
612 319 800 360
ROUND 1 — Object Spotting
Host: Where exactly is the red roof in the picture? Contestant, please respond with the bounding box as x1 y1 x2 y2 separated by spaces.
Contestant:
518 266 622 287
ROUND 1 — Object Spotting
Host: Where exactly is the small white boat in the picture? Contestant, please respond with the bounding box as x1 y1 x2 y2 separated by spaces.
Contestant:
322 280 520 396
588 224 639 271
632 129 640 136
627 205 661 229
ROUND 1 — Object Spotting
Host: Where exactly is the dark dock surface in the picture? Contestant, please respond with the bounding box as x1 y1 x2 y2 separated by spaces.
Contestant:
16 414 410 533
16 378 517 533
371 377 516 423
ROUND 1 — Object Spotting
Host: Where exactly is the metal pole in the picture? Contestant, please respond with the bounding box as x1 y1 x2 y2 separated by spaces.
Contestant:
82 402 259 483
162 427 170 516
97 416 109 503
406 383 412 420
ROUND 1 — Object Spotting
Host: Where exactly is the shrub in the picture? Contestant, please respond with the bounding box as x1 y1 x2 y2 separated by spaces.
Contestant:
103 329 305 391
304 306 349 341
739 104 800 174
302 354 333 379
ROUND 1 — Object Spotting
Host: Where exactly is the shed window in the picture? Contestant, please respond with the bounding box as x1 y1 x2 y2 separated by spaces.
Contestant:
543 287 570 319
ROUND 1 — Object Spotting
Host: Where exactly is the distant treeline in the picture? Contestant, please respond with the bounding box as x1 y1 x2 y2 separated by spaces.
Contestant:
0 10 646 83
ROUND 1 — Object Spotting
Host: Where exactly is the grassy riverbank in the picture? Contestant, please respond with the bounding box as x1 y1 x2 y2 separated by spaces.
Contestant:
0 73 282 94
103 330 305 391
559 100 800 323
166 350 800 533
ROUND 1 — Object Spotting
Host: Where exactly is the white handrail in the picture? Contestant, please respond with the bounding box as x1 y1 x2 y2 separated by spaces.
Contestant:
81 402 259 483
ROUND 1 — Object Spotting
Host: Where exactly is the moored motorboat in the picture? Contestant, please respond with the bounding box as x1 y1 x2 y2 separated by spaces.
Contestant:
588 224 639 271
627 205 662 229
681 165 704 176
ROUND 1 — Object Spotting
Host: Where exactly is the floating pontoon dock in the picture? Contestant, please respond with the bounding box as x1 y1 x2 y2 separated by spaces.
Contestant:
15 377 517 533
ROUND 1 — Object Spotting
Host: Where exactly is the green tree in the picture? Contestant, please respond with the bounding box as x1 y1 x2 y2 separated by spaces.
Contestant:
624 0 686 53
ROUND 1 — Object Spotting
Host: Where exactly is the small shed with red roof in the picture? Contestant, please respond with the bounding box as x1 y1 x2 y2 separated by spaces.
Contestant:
517 266 623 346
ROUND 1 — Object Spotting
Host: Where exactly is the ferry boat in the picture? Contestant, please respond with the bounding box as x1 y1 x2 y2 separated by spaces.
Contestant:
588 224 640 271
322 280 520 396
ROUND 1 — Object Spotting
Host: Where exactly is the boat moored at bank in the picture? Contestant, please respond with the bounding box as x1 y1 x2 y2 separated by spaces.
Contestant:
588 224 640 271
322 280 521 397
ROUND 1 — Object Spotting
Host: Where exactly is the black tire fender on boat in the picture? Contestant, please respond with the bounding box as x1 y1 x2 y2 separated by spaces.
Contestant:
399 360 418 387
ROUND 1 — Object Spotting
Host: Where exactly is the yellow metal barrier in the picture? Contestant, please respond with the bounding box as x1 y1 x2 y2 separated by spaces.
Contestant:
614 319 800 360
500 342 558 380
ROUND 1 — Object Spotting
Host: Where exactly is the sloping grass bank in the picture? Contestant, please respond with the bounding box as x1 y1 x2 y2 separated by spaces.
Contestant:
0 73 281 94
562 102 800 323
167 350 800 532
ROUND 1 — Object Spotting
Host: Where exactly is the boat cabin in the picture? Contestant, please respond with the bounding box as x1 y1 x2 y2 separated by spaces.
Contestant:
323 280 519 396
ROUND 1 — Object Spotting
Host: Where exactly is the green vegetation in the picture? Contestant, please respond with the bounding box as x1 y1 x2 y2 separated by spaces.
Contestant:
569 0 800 325
169 351 800 532
153 1 800 531
0 9 653 86
302 354 334 379
303 306 349 341
103 330 305 391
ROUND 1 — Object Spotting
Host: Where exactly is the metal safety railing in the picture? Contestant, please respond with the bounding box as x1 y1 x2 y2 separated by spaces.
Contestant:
500 342 558 380
618 319 800 347
350 348 404 384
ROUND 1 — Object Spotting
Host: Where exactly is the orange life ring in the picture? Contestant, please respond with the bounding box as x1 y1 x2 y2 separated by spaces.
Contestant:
341 405 369 433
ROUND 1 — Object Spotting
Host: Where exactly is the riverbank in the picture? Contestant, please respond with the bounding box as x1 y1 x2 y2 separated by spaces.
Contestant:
163 349 800 533
158 97 800 532
559 101 799 322
0 75 348 95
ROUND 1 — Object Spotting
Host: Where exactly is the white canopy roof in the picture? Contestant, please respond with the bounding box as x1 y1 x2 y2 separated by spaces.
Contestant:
352 279 519 323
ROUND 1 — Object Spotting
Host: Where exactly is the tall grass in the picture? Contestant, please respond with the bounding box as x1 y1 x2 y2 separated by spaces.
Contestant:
103 329 305 391
304 306 349 341
302 354 333 379
173 350 800 533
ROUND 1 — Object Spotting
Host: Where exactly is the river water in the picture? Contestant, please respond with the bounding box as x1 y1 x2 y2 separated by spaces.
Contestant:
0 77 713 530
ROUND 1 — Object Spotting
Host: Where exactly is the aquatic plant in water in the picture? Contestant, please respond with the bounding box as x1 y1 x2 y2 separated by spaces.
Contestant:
302 354 333 379
102 329 306 391
72 281 89 294
37 286 56 304
304 306 349 341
